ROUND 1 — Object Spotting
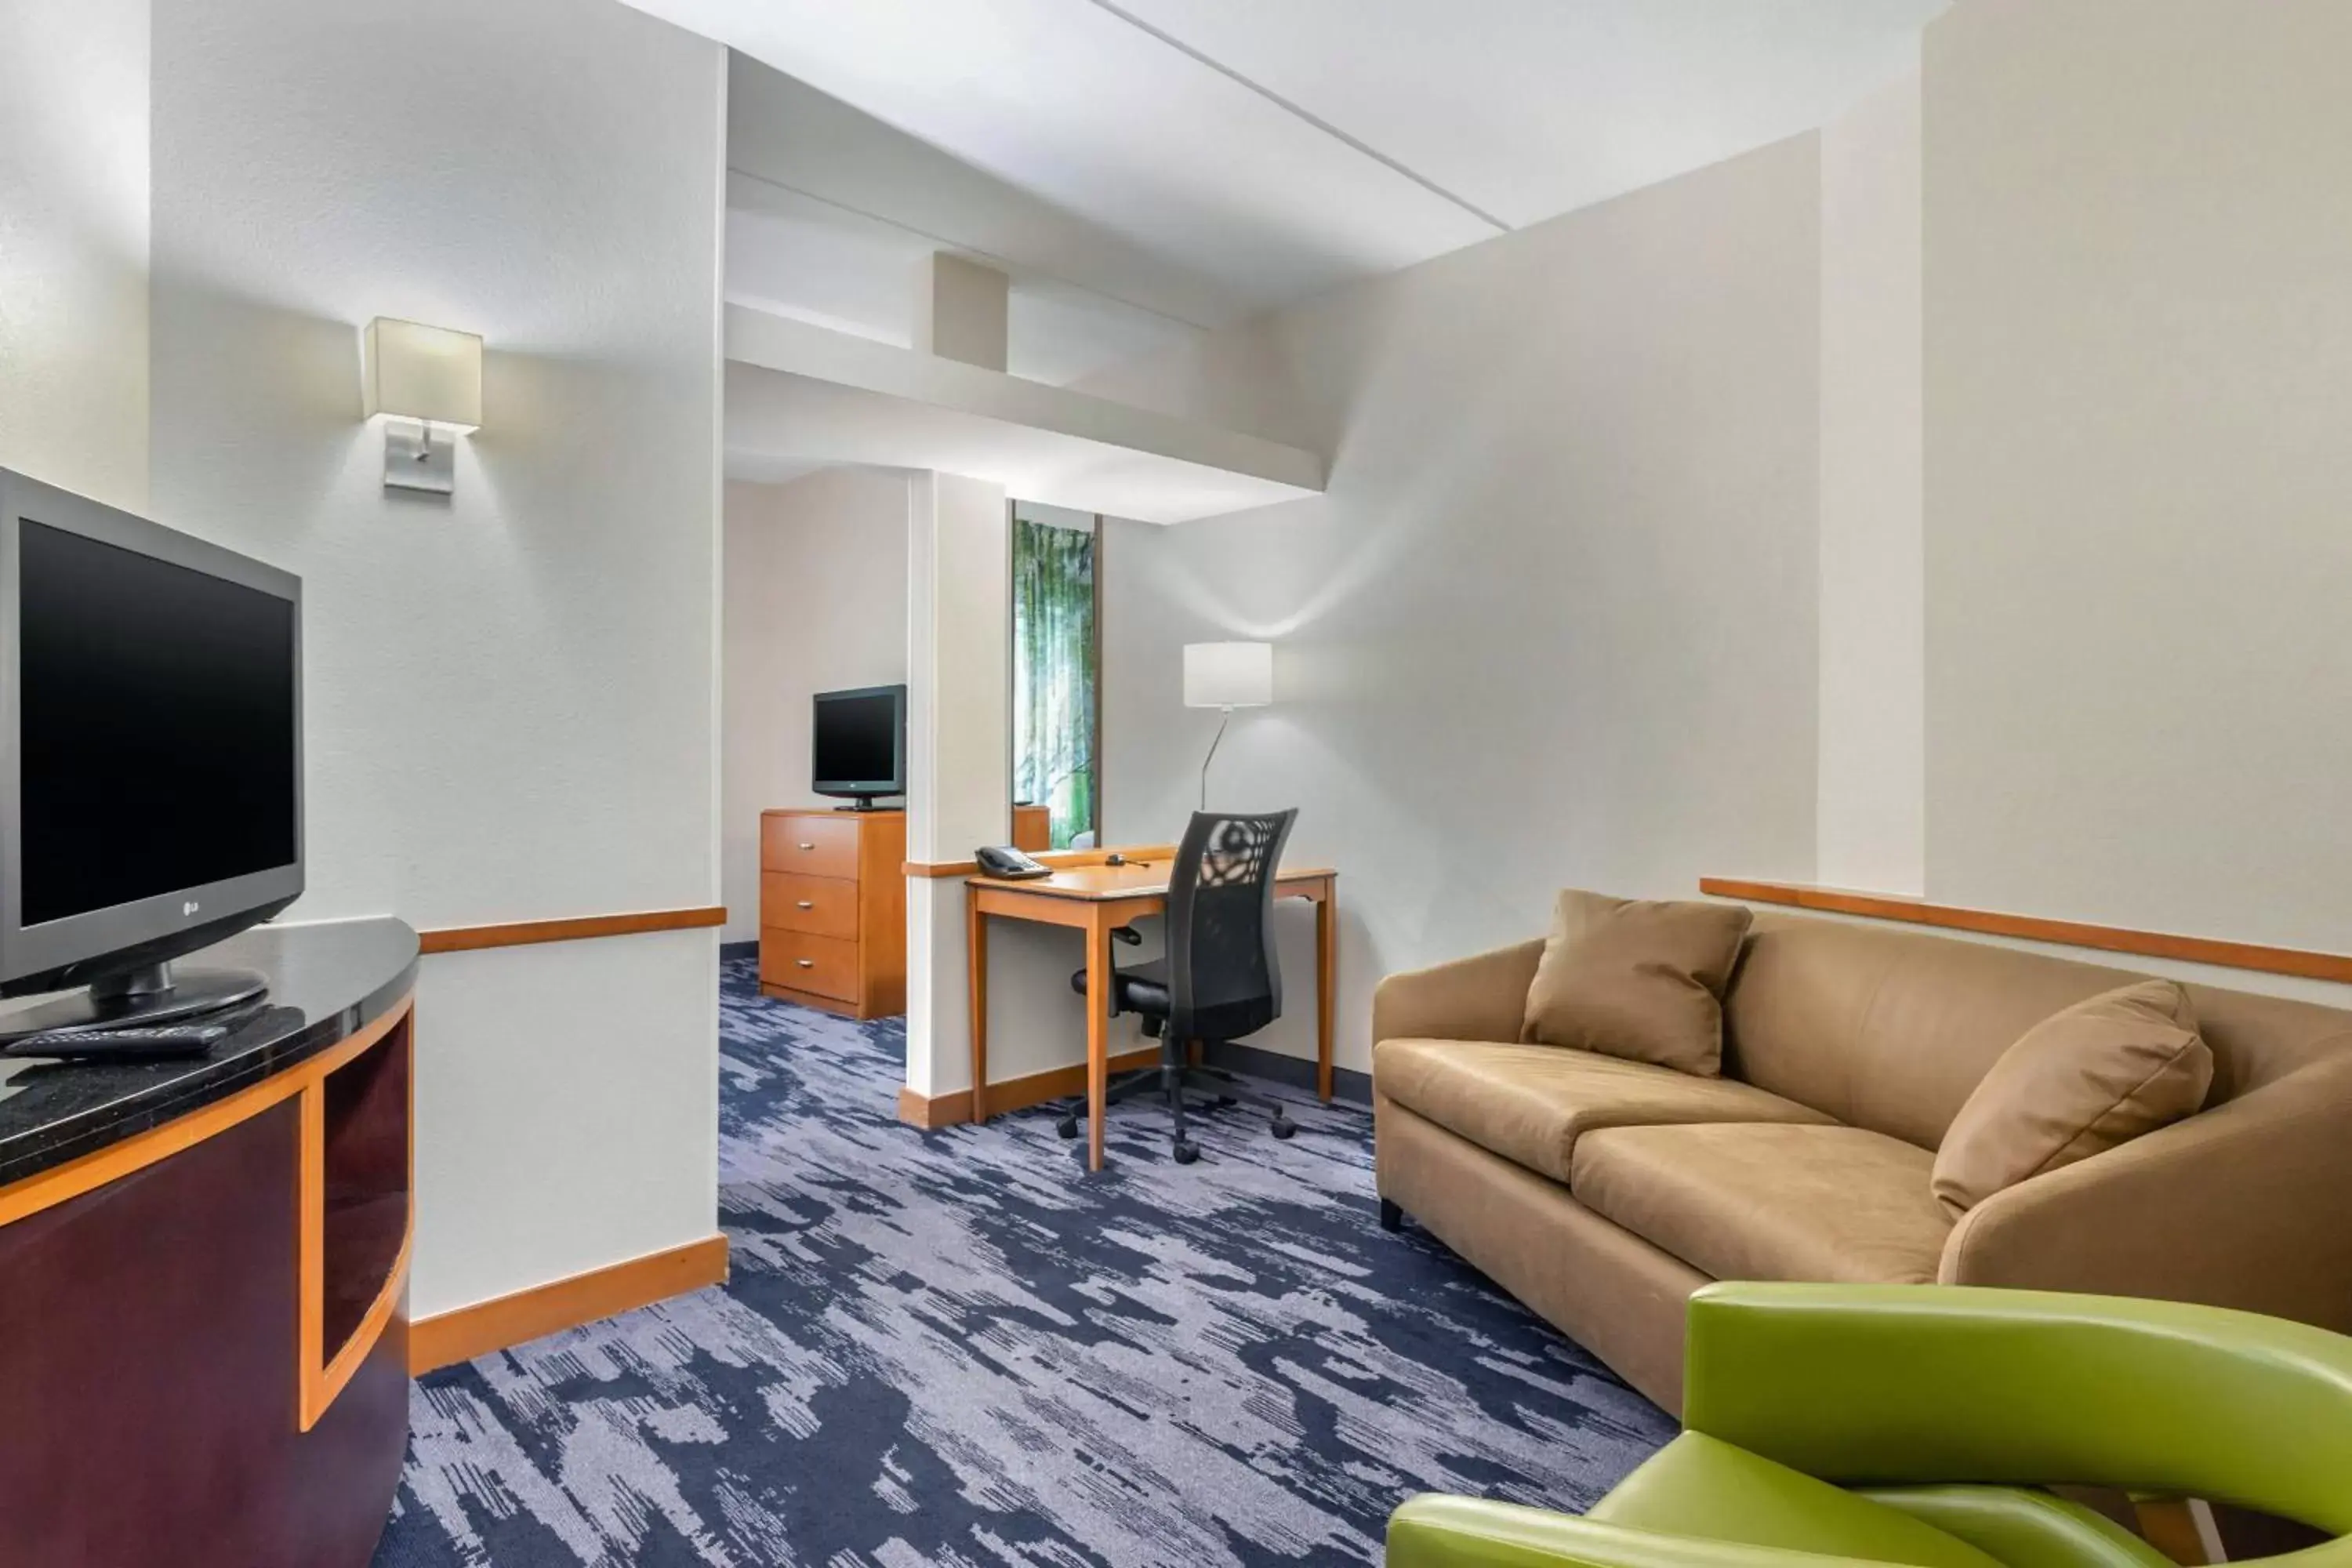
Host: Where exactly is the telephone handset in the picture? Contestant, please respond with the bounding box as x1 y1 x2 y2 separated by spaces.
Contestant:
974 844 1051 880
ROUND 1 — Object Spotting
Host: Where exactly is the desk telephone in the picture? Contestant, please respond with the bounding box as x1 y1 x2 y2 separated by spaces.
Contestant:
974 844 1051 880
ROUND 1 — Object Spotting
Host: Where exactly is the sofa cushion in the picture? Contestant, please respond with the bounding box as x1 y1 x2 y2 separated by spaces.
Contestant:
1590 1433 2002 1568
1373 1038 1833 1185
1930 981 2212 1218
1719 913 2340 1152
1522 889 1754 1075
1572 1123 1954 1284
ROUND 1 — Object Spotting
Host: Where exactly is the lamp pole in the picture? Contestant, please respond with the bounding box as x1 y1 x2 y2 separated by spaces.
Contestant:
1199 704 1235 811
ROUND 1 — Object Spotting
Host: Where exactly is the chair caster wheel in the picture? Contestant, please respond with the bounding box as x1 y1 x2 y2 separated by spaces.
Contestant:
1055 1115 1079 1140
1173 1138 1200 1165
1271 1116 1296 1141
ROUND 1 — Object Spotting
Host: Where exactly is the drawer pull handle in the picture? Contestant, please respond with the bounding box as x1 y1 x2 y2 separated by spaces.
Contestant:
796 900 814 909
798 841 816 851
796 958 815 969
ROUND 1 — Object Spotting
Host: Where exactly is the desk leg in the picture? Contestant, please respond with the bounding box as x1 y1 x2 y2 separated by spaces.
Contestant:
1085 909 1109 1172
1316 881 1336 1103
967 897 989 1123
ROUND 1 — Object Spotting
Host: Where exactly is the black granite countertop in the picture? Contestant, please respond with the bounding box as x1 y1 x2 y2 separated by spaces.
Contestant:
0 916 419 1189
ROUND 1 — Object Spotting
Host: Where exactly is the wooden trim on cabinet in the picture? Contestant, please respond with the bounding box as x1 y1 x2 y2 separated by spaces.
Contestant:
896 1044 1160 1129
418 906 726 954
304 1224 412 1432
1700 878 2352 985
0 993 419 1439
408 1233 731 1374
0 996 415 1231
296 1081 325 1425
296 1004 415 1432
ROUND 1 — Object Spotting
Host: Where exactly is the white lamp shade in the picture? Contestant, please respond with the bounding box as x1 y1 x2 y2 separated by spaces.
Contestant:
1184 641 1273 709
362 318 483 431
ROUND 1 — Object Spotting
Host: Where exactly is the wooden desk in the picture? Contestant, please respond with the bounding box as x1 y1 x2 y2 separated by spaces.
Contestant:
965 858 1338 1171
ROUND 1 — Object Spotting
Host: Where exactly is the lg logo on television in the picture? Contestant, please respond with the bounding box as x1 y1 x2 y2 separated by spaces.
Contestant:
183 901 201 916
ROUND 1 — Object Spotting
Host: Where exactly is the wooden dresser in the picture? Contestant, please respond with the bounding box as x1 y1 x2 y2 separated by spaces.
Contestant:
759 808 906 1020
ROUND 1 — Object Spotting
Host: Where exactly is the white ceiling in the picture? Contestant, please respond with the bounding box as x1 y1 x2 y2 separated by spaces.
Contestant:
630 0 1946 330
1100 0 1949 236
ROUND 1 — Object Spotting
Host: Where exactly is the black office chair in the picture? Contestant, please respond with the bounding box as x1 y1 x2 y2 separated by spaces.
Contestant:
1056 808 1301 1163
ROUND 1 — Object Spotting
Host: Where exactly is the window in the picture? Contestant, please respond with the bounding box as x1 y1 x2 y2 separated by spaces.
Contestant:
1010 503 1099 848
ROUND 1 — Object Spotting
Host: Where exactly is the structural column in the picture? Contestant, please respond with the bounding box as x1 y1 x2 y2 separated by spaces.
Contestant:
903 470 1009 1101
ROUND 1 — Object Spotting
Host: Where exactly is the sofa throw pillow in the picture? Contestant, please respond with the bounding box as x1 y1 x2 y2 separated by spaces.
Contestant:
1931 979 2212 1218
1519 890 1753 1076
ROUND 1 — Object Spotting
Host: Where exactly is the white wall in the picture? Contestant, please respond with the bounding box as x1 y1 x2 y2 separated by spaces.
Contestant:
147 0 728 1317
0 0 149 511
1923 0 2352 956
1815 69 1926 895
1087 138 1824 1076
721 468 911 943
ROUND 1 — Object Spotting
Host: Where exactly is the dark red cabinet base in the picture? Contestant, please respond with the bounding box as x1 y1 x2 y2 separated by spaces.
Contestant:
0 1102 408 1568
0 919 419 1568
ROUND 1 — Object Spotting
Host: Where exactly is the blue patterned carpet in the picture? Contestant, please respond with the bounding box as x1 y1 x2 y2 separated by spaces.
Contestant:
373 956 1673 1566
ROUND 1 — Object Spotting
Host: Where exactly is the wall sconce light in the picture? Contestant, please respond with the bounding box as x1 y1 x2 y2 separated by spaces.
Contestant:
361 318 481 495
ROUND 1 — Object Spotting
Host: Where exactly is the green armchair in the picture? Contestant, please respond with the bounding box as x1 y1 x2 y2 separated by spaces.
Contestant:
1389 1283 2352 1568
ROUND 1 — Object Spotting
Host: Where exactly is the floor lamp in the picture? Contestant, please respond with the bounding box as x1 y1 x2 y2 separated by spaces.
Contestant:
1183 641 1273 811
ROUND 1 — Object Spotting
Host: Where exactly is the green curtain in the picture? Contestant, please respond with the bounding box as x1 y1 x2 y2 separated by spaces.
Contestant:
1011 514 1097 848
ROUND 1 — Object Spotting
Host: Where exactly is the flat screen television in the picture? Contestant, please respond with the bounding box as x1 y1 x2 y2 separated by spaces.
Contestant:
812 684 906 808
0 468 303 1040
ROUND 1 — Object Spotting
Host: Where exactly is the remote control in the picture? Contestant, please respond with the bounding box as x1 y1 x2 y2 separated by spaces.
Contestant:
3 1020 236 1061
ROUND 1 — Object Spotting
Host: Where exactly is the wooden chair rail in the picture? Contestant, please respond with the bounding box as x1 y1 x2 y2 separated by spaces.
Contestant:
1700 877 2352 985
418 906 726 954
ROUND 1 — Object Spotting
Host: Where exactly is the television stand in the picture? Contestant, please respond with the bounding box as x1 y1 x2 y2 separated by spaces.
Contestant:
0 918 416 1568
0 961 267 1045
760 807 906 1019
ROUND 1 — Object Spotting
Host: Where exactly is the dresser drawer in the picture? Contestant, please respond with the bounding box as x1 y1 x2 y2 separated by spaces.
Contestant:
761 930 859 1003
761 813 861 880
763 871 857 939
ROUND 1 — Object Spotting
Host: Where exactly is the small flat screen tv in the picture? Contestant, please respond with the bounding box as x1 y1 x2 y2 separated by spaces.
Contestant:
0 468 303 1040
812 684 906 808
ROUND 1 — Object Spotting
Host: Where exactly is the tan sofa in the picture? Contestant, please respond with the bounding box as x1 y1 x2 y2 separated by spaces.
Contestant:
1371 907 2352 1413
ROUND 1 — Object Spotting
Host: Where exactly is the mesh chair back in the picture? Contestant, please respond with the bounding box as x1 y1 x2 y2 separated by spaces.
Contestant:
1164 809 1298 1044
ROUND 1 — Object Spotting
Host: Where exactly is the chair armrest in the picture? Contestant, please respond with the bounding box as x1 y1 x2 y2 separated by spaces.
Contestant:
1388 1497 1889 1568
1372 938 1546 1047
1676 1282 2352 1534
1939 1051 2352 1335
